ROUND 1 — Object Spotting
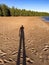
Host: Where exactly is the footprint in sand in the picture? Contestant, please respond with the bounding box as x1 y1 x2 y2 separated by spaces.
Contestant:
26 57 34 64
0 59 4 65
0 50 6 57
12 51 18 55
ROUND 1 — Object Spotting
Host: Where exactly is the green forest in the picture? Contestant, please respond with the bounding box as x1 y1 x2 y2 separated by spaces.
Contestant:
0 4 49 16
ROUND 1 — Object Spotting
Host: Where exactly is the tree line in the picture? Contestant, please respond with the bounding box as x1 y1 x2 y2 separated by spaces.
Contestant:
0 4 49 16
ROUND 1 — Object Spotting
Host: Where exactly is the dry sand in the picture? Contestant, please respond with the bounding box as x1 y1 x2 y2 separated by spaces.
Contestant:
0 16 49 65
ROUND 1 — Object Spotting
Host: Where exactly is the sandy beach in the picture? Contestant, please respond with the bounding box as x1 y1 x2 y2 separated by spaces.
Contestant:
0 16 49 65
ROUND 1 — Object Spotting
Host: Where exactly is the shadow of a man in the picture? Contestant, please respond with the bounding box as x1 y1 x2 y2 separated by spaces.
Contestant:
16 25 26 65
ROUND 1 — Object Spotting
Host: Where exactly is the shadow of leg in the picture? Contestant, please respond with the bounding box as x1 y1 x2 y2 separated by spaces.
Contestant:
16 38 22 65
23 42 26 65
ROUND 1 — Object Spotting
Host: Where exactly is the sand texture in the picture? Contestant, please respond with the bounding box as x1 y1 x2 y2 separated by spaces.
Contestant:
0 17 49 65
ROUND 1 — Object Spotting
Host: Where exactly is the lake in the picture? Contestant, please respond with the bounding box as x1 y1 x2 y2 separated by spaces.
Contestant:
42 16 49 22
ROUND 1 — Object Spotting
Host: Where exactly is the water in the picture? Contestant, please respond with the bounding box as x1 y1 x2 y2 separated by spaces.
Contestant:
42 16 49 22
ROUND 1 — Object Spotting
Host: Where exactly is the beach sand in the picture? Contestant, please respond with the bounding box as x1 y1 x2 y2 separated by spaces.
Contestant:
0 16 49 65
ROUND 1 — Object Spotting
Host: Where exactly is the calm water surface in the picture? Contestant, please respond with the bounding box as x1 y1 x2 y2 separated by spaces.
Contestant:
42 16 49 22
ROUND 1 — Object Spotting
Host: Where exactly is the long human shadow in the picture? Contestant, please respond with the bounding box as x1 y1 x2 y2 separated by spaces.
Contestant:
16 25 26 65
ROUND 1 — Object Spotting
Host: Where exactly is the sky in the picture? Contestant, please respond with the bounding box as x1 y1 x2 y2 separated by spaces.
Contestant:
0 0 49 13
